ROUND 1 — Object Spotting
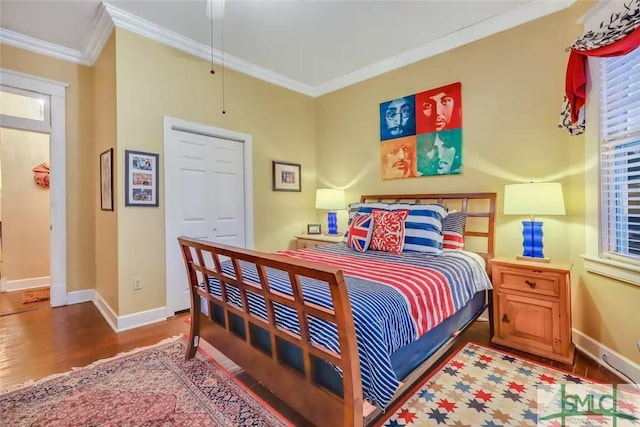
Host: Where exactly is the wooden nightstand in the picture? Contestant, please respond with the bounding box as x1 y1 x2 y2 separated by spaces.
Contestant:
489 256 575 364
295 234 344 249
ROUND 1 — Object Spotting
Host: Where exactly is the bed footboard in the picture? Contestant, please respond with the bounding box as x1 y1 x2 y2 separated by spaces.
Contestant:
178 237 363 427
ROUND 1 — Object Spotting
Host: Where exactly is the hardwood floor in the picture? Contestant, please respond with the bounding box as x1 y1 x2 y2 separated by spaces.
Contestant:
0 303 626 426
0 288 51 316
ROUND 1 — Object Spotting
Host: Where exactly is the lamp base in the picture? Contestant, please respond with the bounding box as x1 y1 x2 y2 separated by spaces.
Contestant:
326 211 339 235
516 255 551 263
521 220 546 259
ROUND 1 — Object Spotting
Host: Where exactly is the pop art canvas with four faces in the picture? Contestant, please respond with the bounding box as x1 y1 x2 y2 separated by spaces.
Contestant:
379 82 463 180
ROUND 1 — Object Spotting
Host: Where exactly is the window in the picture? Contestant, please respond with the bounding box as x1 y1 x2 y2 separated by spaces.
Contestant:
0 85 51 133
599 46 640 264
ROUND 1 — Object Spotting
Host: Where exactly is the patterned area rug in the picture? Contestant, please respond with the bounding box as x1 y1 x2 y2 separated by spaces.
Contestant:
1 336 292 426
22 288 50 304
376 342 636 426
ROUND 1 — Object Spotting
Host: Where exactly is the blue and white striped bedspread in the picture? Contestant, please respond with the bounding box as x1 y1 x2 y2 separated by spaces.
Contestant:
204 243 491 409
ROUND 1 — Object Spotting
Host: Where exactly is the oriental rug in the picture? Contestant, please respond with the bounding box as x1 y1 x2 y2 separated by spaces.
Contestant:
376 342 639 426
1 336 293 426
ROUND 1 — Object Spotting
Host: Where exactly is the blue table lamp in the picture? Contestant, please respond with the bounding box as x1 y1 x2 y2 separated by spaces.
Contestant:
504 182 566 262
315 188 346 235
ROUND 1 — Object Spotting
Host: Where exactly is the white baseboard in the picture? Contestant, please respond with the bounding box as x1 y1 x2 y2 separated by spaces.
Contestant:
93 291 118 332
4 276 50 291
477 307 490 322
573 328 640 384
117 306 167 332
93 290 167 333
67 289 95 305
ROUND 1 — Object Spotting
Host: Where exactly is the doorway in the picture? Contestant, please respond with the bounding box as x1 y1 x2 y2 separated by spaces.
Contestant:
0 68 68 308
0 128 51 315
163 117 254 316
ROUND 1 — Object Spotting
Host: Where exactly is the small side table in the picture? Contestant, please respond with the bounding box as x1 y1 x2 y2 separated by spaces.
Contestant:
490 256 575 364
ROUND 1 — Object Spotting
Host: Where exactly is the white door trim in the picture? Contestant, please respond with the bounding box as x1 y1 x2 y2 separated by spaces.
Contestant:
0 68 68 307
163 116 254 317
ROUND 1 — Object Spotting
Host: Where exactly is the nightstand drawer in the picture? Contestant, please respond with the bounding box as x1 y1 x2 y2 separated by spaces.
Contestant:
494 268 560 297
295 234 344 250
297 239 330 249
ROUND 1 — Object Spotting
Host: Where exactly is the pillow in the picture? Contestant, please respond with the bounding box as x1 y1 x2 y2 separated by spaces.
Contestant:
369 209 409 254
343 202 391 242
442 212 467 250
390 203 448 254
347 213 374 252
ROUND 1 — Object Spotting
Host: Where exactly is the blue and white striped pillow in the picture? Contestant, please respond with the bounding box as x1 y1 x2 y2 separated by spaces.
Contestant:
390 203 447 254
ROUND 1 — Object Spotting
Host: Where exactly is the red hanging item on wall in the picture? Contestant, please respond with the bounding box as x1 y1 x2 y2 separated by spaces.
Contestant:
32 163 50 189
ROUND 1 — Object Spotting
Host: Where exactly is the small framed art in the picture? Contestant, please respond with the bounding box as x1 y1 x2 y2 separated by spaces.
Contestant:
100 148 114 211
125 150 159 207
272 161 301 192
307 224 321 235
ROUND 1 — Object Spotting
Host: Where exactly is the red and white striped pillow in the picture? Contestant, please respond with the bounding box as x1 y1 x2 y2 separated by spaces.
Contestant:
442 212 467 250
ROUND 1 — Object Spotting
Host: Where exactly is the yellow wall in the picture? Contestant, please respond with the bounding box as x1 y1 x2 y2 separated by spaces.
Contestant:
94 33 119 312
0 43 95 292
0 128 50 281
316 6 577 260
113 29 317 315
316 2 639 364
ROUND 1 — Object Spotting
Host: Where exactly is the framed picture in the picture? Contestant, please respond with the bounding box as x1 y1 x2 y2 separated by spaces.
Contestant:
125 150 159 207
272 161 301 192
307 224 321 235
100 148 114 211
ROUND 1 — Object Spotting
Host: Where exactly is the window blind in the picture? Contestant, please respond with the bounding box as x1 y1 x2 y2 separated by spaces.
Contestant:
600 46 640 262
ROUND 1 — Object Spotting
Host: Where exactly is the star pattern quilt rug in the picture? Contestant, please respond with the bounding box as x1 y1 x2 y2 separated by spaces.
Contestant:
376 342 638 426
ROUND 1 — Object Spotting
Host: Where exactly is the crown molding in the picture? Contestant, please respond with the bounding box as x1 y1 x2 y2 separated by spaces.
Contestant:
0 2 113 66
0 28 89 65
83 2 115 65
103 3 316 97
314 0 576 96
2 0 575 97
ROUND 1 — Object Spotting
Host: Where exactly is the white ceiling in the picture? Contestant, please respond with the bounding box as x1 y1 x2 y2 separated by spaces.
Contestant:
0 0 575 96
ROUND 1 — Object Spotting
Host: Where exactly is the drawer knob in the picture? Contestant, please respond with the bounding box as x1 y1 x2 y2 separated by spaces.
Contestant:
525 280 537 289
501 314 510 323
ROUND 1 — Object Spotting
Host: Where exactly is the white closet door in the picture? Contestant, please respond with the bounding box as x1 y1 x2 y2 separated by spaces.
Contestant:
166 129 245 315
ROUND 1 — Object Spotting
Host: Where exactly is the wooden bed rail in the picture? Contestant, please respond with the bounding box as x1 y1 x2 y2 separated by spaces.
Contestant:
178 236 363 427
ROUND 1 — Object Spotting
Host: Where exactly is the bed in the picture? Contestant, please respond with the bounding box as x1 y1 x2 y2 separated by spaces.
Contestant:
179 192 496 427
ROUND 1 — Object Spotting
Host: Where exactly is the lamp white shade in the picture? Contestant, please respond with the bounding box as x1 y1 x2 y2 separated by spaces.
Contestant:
315 188 346 210
504 182 566 216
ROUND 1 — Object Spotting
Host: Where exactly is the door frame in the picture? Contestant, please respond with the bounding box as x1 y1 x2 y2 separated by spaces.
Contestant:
0 68 68 307
163 116 254 316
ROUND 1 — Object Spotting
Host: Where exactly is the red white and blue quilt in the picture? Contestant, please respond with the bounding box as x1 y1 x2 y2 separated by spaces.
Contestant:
205 243 491 409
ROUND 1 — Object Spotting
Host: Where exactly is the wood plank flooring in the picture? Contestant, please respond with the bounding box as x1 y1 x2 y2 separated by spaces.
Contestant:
0 288 50 316
0 303 626 426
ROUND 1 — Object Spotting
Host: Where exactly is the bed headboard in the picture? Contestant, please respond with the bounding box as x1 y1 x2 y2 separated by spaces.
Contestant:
360 192 496 264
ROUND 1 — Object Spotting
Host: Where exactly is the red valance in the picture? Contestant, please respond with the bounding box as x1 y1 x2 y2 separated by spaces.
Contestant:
565 26 640 122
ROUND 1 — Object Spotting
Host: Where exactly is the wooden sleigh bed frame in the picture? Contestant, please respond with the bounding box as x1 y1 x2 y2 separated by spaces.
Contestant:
179 192 496 427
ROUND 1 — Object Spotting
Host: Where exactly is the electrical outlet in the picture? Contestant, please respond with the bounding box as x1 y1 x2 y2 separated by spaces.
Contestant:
133 277 142 290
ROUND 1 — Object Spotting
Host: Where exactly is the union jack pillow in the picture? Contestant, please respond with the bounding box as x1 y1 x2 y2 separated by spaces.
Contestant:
347 213 374 252
442 212 467 250
369 209 409 254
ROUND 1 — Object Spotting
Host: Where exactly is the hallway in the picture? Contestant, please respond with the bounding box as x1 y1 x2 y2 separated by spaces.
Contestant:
0 287 50 316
